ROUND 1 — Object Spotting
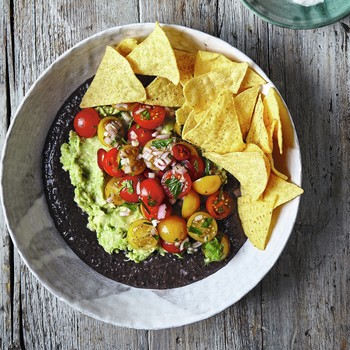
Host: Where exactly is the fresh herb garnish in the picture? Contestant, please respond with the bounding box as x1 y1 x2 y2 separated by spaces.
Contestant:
141 109 151 120
151 138 173 149
193 159 199 172
201 217 213 228
164 176 182 198
120 180 134 194
121 202 138 212
147 195 157 207
189 226 203 236
204 158 212 176
139 198 150 214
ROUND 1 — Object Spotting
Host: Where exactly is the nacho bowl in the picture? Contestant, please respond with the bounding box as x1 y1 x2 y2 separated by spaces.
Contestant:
0 23 302 329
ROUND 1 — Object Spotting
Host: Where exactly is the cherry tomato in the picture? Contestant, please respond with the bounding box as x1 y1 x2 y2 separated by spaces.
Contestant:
104 177 124 206
158 216 188 243
193 175 221 195
140 202 172 221
133 103 166 130
181 189 201 219
206 191 234 220
117 145 146 176
187 211 218 243
181 155 204 181
161 170 192 199
127 219 159 250
161 239 186 254
172 144 191 161
139 178 165 207
127 123 154 147
97 149 107 171
73 108 100 138
97 116 125 147
118 175 140 203
103 148 124 177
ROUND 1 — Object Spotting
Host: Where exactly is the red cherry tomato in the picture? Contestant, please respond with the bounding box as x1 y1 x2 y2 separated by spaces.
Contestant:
139 178 165 207
103 148 124 177
206 191 235 220
97 149 107 171
132 103 166 130
73 108 100 138
140 202 172 221
161 239 185 254
161 170 192 199
172 144 191 161
127 123 154 147
181 155 205 181
118 175 140 203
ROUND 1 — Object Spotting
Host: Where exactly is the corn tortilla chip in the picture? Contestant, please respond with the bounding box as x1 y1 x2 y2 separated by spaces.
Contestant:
263 88 283 154
234 85 260 139
183 90 245 153
266 154 288 181
204 143 270 201
181 109 198 138
246 94 273 154
194 50 249 94
237 195 276 250
239 67 266 91
80 46 146 108
144 77 184 107
115 38 138 56
174 50 196 86
263 173 303 209
175 102 193 126
126 22 180 85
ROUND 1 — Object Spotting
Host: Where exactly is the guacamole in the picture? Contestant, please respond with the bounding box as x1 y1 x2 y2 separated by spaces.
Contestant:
60 131 156 262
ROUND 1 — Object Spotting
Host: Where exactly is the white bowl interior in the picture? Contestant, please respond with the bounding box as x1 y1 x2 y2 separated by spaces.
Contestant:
0 23 302 329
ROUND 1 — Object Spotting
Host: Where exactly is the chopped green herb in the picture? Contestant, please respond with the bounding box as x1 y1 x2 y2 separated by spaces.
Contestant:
147 195 157 207
204 158 212 176
121 180 134 194
201 217 213 228
193 159 199 172
141 109 151 120
189 226 203 236
164 176 182 198
121 202 138 212
139 198 150 214
151 138 173 149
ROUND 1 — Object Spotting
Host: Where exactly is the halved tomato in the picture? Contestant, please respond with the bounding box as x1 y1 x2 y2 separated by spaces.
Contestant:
206 191 234 220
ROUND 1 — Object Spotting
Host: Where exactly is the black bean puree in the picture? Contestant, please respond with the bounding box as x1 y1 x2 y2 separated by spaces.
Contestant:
42 78 247 289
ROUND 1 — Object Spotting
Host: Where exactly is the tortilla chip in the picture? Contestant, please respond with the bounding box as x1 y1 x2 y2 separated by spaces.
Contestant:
174 50 196 86
183 90 245 153
115 38 138 56
263 173 303 209
194 50 249 94
246 94 273 154
237 195 276 250
234 85 260 139
175 102 193 126
181 110 198 138
263 88 283 154
204 143 270 201
266 154 288 181
126 22 180 85
80 46 146 108
144 77 184 107
239 67 266 91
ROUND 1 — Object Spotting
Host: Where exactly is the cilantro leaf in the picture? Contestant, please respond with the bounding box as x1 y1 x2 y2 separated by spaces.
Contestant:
189 226 203 236
141 109 151 120
201 217 213 228
164 176 182 199
151 138 173 149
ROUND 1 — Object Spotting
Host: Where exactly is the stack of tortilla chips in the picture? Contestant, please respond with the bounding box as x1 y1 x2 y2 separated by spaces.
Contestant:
79 22 303 251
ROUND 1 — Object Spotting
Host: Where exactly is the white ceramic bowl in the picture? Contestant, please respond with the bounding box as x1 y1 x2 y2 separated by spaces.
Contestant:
0 23 302 329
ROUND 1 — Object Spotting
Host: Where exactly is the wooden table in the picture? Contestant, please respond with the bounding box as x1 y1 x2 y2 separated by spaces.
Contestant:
1 1 349 349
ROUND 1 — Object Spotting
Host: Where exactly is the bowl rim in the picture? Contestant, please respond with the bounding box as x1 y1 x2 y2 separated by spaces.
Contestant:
0 22 303 329
239 0 350 29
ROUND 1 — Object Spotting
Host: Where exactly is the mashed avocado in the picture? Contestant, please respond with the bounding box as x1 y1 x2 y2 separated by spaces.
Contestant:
60 131 155 262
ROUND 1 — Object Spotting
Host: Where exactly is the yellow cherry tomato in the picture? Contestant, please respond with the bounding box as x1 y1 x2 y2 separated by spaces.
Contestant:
220 234 231 260
97 116 125 148
192 175 221 195
158 215 188 243
104 177 124 205
181 189 201 219
187 211 218 243
127 219 159 250
118 144 146 176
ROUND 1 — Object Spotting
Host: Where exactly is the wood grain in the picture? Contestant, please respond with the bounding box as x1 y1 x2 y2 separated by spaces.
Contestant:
1 0 349 349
